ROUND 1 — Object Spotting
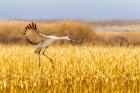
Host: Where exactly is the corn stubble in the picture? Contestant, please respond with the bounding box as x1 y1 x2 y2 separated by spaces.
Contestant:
0 45 140 93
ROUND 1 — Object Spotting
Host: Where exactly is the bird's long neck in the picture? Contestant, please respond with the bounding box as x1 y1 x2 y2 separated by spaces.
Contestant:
46 35 70 41
58 36 68 40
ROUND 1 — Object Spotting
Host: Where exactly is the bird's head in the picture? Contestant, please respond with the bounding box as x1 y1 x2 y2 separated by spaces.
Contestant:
64 35 76 43
64 35 71 41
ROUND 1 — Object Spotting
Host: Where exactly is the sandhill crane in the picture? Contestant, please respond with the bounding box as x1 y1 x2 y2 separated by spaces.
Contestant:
24 22 73 67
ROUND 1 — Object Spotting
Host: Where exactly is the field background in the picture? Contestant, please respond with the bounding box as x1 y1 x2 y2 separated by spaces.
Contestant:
0 20 140 93
0 19 140 45
1 45 140 93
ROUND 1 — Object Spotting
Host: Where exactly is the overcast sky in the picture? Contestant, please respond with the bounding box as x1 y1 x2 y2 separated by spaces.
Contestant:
0 0 140 19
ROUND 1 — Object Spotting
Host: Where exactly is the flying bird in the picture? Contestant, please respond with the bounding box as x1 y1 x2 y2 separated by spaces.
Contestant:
24 22 73 67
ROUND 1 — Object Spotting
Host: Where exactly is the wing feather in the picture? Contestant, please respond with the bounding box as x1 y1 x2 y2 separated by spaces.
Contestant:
24 22 46 44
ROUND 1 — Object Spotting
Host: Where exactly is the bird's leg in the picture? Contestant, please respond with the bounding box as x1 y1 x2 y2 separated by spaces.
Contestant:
38 53 41 67
35 46 42 67
42 48 54 62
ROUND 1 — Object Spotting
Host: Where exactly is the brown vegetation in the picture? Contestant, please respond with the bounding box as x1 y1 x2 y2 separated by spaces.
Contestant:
97 31 140 46
38 20 98 44
0 20 140 46
0 20 98 44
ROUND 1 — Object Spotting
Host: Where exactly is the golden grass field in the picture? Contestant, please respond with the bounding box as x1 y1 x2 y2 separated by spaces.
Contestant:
0 44 140 93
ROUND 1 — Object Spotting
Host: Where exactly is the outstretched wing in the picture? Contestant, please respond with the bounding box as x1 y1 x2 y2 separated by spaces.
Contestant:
24 22 46 44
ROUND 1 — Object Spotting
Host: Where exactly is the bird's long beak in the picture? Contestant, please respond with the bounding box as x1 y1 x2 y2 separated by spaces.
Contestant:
70 39 76 42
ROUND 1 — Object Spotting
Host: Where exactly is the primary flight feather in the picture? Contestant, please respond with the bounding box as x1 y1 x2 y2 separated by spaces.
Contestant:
24 22 46 44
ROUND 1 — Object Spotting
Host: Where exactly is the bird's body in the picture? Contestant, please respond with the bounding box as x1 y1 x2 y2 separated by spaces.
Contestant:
35 35 70 54
24 22 71 67
40 34 70 46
